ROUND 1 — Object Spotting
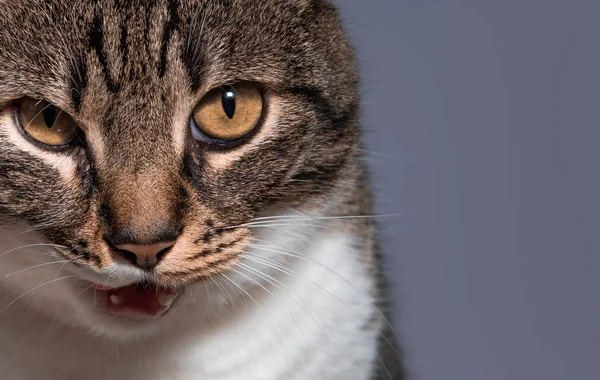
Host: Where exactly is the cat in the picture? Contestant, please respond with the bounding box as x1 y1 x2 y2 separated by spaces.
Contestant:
0 1 403 379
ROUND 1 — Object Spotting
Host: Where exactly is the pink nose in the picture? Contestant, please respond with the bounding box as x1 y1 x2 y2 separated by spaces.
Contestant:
115 241 175 270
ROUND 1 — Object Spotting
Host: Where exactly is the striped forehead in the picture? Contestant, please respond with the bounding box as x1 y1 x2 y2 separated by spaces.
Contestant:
71 2 183 109
66 2 198 164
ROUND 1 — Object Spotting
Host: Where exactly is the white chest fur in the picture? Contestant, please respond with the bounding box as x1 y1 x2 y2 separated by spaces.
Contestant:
0 222 379 379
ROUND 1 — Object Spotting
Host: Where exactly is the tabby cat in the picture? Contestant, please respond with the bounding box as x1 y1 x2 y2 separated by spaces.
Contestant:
0 1 403 379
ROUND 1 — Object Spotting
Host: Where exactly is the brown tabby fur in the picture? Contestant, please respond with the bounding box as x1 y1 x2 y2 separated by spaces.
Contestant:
0 0 403 377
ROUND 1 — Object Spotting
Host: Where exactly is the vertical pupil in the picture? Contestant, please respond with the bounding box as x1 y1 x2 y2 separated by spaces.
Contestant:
221 87 236 119
42 104 57 129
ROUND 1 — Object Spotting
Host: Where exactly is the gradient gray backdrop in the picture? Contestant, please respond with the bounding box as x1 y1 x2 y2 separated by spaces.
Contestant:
334 1 600 379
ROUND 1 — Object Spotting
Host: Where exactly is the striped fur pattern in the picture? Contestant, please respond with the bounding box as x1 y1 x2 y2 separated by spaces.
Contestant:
0 1 403 378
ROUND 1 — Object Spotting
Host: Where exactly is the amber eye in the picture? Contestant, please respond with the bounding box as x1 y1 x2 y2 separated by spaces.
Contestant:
191 83 263 144
17 98 79 147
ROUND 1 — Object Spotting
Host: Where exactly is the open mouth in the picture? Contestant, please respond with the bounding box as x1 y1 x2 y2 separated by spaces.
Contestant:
88 281 179 319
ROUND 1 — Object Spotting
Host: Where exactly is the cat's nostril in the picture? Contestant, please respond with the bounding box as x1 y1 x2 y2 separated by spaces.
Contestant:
113 241 175 271
119 249 138 266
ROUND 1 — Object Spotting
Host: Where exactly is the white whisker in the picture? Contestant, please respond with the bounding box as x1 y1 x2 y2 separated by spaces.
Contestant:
239 253 401 373
248 213 403 224
234 258 350 367
231 264 310 346
245 241 404 362
0 275 74 315
0 243 70 260
5 258 71 277
220 273 291 373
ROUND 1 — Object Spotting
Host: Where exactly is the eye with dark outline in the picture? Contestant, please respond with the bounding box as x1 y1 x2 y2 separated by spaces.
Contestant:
190 83 264 146
16 98 80 149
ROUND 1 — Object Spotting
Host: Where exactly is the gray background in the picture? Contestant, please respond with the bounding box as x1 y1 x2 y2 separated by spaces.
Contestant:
335 1 600 379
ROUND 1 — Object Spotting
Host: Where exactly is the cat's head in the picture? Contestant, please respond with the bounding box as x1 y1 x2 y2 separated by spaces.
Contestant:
0 0 359 337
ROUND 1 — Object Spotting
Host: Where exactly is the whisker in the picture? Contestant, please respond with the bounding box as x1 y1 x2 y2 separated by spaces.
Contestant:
24 102 54 131
20 222 57 234
220 273 259 309
230 264 310 347
209 276 237 313
234 258 351 368
75 283 95 301
5 258 74 277
220 273 291 373
52 249 81 289
239 254 398 377
249 225 310 240
249 213 402 223
0 243 70 260
247 222 334 229
236 261 321 338
245 241 405 362
0 275 75 315
0 32 57 62
239 253 296 274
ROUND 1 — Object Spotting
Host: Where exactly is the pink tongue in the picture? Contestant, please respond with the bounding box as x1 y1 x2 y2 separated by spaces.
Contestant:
106 284 175 318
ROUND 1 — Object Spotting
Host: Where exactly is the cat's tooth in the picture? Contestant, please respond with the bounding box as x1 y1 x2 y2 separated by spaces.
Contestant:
109 294 124 306
158 293 175 307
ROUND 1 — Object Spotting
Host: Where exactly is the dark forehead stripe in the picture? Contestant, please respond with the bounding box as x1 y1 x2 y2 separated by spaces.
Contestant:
70 54 87 112
70 1 189 108
119 18 128 75
183 4 207 93
71 11 117 110
159 0 181 78
89 13 120 93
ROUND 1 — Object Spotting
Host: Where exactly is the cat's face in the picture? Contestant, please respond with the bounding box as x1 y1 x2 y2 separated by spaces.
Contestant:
0 0 358 337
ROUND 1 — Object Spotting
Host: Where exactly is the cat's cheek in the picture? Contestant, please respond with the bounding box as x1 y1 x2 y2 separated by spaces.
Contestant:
0 238 91 334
